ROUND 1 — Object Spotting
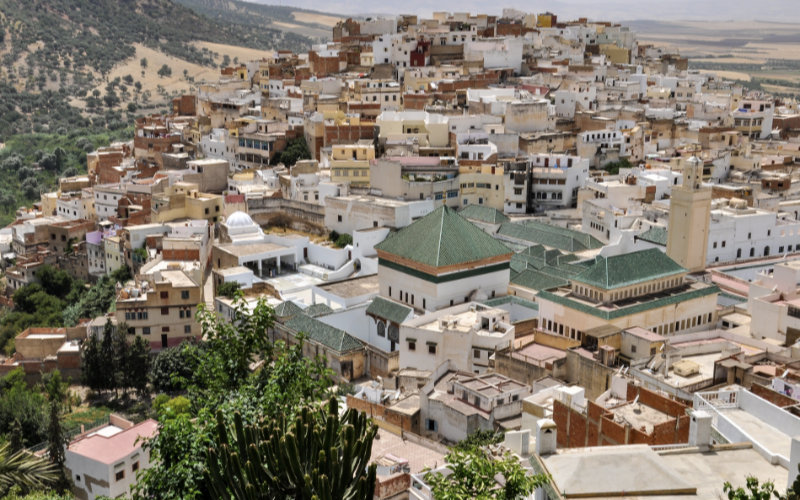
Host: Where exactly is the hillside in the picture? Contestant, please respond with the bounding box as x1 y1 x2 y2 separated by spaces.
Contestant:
0 0 314 137
175 0 343 41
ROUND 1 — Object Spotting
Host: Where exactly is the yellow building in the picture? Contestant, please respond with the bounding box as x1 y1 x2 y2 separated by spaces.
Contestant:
458 165 505 210
667 157 711 273
536 248 719 340
537 12 557 28
329 142 376 187
152 182 223 224
599 44 631 65
115 270 202 351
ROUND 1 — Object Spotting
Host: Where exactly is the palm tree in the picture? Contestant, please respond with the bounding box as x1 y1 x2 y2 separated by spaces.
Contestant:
0 443 58 496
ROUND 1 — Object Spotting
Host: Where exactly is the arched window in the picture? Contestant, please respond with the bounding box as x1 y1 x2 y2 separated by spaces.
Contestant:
377 321 386 338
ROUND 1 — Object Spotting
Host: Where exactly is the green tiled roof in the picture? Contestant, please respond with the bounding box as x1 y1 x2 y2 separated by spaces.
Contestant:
482 295 539 311
511 269 570 292
375 206 512 267
636 226 668 246
366 296 413 324
304 303 334 317
283 314 364 354
497 221 602 253
458 204 510 225
274 301 303 318
574 249 685 290
537 284 719 320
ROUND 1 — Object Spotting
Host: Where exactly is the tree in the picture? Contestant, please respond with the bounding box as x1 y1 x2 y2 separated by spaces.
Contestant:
125 336 151 397
81 332 103 391
140 58 148 69
723 476 777 500
0 443 58 497
206 397 377 500
423 447 547 500
43 372 69 493
0 369 47 448
271 137 310 167
216 281 241 300
193 296 275 398
112 323 131 395
157 64 172 78
99 320 116 393
150 344 199 394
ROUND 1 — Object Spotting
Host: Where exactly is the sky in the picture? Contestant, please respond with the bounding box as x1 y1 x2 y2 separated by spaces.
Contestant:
254 0 800 23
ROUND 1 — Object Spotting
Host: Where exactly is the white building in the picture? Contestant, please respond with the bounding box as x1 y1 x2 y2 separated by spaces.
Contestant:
399 302 514 373
374 206 512 312
707 199 800 265
65 417 158 500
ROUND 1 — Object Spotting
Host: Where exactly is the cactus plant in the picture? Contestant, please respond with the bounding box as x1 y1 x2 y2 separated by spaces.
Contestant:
206 397 377 500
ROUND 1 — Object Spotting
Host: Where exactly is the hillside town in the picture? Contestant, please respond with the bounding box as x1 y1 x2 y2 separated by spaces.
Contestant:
5 8 800 500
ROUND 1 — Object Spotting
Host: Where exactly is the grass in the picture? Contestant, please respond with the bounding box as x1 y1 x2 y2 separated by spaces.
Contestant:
62 405 112 431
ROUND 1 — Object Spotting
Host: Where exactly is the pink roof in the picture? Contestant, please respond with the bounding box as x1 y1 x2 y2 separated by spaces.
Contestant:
68 419 158 465
225 194 246 204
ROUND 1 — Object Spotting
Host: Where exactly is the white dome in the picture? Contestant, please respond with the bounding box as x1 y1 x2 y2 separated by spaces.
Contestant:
225 211 255 228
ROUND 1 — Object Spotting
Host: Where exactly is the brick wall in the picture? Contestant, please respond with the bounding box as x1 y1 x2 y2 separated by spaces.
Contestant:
346 394 417 432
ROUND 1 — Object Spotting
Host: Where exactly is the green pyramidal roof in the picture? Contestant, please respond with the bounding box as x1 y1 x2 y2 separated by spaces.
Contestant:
459 204 510 225
573 248 685 290
375 206 512 267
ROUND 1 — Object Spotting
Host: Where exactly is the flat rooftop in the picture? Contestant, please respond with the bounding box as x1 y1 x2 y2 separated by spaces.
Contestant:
370 428 444 477
216 242 292 258
317 274 380 298
542 444 788 499
720 407 791 459
68 419 158 465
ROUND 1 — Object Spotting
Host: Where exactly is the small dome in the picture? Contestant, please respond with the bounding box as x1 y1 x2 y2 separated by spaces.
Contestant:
225 211 255 227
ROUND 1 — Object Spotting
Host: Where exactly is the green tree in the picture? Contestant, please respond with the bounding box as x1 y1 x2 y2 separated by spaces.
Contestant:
424 447 547 500
193 296 275 398
80 332 104 392
0 369 47 448
43 372 69 493
157 64 172 78
216 281 240 299
99 320 116 393
112 323 131 395
206 397 377 500
149 344 199 394
125 336 151 397
0 443 58 497
140 58 148 69
723 476 777 499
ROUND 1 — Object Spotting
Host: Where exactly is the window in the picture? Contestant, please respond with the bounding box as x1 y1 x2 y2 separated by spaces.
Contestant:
428 344 436 355
160 291 168 299
337 215 343 222
426 419 437 432
181 290 190 299
184 325 191 334
115 469 125 481
162 326 170 333
143 327 150 335
377 323 385 337
132 461 139 472
161 307 169 315
408 341 416 351
631 345 637 353
474 349 480 358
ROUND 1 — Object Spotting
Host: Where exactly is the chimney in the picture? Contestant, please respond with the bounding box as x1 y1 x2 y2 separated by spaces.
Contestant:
535 419 557 456
689 410 712 450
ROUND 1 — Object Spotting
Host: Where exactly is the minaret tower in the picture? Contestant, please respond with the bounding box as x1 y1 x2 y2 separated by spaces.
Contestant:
666 156 711 272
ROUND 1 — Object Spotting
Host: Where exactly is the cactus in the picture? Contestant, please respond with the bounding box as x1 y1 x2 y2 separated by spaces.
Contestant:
206 397 377 500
